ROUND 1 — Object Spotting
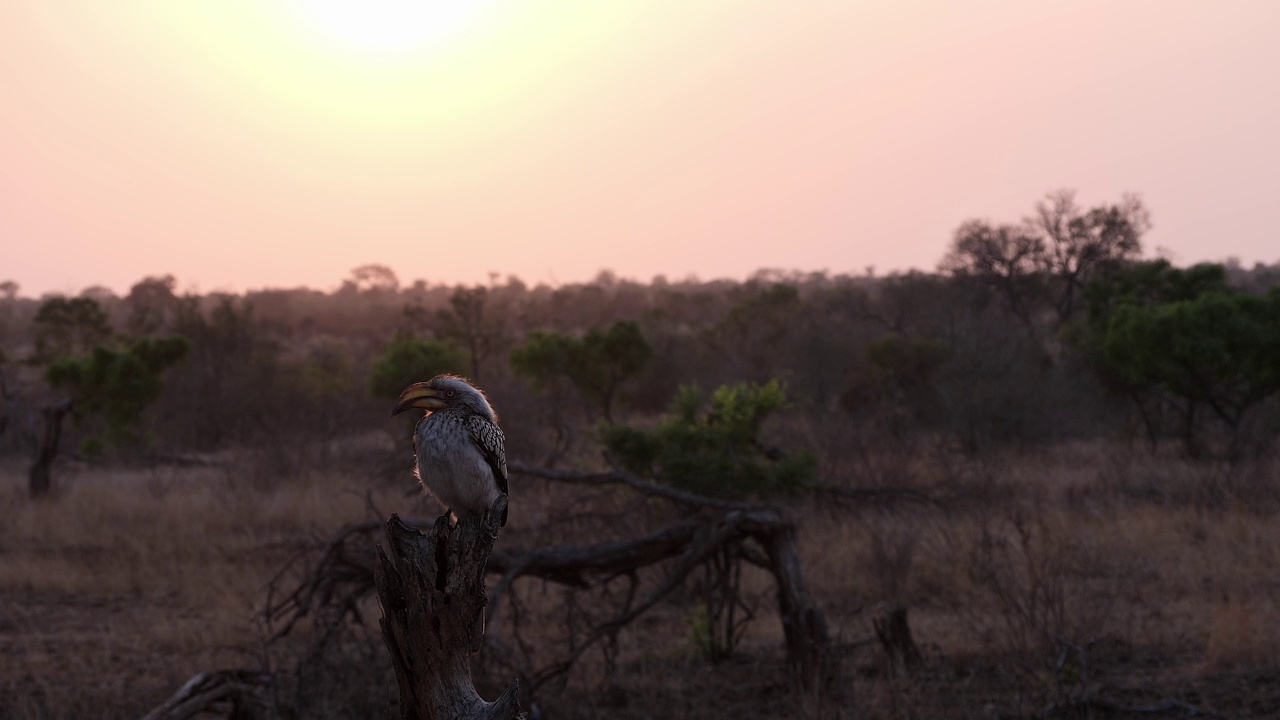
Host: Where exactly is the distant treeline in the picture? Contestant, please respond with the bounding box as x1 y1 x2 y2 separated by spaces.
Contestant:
2 190 1278 466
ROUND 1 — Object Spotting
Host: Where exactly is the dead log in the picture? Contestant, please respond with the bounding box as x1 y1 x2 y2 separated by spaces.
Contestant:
510 463 831 695
269 467 835 707
29 397 72 498
375 495 524 720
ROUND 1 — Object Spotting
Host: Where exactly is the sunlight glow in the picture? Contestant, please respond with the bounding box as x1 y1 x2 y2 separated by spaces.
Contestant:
290 0 487 53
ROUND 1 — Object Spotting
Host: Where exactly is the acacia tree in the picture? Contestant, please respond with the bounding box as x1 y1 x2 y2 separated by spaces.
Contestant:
1030 190 1150 325
1100 290 1280 457
436 286 505 383
45 335 189 454
1079 261 1280 456
125 274 180 336
30 296 113 364
367 332 466 400
346 264 400 293
939 221 1044 326
510 320 652 423
940 190 1149 329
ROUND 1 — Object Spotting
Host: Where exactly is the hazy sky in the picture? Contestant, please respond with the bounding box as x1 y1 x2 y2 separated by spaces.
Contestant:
2 0 1277 297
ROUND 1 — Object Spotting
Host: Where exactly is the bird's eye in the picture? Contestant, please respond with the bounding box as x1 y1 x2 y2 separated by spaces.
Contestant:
446 390 455 397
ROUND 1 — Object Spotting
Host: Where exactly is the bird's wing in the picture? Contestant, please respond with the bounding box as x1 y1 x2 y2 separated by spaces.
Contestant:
464 414 508 526
464 413 508 496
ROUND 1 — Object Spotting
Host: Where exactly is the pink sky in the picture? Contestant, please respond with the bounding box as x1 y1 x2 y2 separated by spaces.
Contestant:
2 0 1277 297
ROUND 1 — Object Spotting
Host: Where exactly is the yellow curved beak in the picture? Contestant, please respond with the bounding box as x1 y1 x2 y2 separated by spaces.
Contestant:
392 382 447 416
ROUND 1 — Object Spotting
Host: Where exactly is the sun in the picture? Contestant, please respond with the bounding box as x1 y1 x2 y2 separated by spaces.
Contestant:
289 0 488 54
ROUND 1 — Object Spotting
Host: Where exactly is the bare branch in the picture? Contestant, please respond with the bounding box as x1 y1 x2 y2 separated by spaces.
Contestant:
266 468 834 706
509 461 766 511
140 670 277 720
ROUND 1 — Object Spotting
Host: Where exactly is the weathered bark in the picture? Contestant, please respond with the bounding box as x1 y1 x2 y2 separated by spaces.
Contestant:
29 397 72 498
755 518 830 695
500 462 875 698
270 466 837 708
276 508 833 699
375 495 523 720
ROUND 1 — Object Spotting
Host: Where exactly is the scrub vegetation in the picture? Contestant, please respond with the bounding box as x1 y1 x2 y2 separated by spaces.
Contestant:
2 191 1279 718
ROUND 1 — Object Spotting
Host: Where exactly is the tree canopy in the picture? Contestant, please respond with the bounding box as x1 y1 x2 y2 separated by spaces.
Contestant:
1078 260 1280 455
941 190 1149 327
45 335 189 452
368 332 467 400
510 320 653 423
31 296 113 364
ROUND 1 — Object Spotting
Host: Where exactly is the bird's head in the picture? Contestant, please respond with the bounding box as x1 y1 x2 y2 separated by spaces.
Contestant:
392 374 497 423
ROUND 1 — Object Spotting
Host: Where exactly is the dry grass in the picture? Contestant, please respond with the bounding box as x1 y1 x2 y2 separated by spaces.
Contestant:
1204 597 1280 672
0 457 405 719
2 442 1279 719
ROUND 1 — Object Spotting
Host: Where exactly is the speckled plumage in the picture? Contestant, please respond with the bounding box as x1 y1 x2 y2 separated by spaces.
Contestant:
406 376 509 526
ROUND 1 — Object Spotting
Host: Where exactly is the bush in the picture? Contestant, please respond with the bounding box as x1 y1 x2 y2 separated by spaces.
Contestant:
602 380 816 497
510 320 652 422
1077 261 1280 455
368 332 466 399
45 335 189 451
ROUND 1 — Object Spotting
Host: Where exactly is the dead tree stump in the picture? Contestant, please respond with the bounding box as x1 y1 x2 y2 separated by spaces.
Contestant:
29 397 72 498
375 495 523 720
874 604 922 676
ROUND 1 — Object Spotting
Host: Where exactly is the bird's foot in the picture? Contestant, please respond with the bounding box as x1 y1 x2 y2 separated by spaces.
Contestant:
485 494 508 538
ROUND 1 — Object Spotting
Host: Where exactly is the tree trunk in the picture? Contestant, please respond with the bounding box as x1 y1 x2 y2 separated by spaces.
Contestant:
29 397 72 498
1129 390 1160 452
756 519 830 697
1182 399 1200 459
873 604 922 676
375 496 523 720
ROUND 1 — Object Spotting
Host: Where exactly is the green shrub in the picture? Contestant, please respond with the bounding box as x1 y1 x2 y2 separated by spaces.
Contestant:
45 336 189 449
368 332 466 399
602 380 815 497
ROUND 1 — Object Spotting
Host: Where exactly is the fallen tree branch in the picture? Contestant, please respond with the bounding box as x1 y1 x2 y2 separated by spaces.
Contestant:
1046 697 1222 719
139 670 276 720
267 464 834 706
487 518 702 590
512 461 940 510
509 461 762 511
